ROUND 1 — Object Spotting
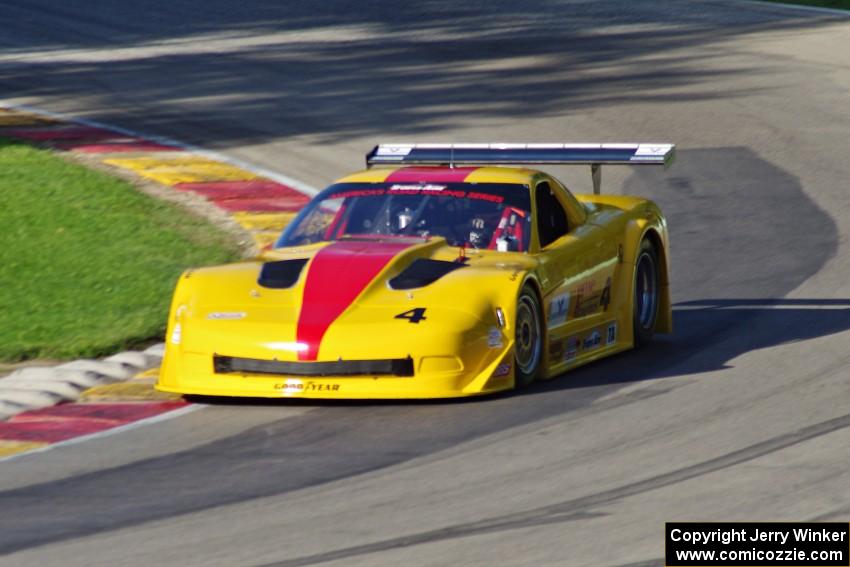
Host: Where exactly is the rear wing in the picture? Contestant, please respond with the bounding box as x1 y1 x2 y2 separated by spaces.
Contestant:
365 143 675 194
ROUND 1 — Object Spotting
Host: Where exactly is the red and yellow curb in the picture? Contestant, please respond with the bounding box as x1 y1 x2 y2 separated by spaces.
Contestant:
0 368 185 460
0 107 312 250
0 105 317 458
0 440 49 458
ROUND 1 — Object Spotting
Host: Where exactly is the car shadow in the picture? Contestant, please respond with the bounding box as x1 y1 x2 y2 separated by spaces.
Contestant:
187 298 850 407
527 298 850 394
7 298 849 556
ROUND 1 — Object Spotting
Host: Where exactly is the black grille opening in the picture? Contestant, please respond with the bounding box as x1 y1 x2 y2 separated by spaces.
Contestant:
389 258 466 290
213 355 414 377
258 259 308 289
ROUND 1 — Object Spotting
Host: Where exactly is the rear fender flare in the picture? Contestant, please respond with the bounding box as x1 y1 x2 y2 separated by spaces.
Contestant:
618 216 672 336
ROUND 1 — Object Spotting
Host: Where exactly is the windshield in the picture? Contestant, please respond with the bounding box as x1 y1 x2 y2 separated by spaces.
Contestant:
277 182 532 251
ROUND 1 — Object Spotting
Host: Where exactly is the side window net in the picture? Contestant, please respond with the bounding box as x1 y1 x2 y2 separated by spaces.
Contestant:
535 182 569 248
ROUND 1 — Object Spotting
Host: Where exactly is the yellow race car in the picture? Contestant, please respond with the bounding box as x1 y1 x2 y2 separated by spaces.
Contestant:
157 143 674 399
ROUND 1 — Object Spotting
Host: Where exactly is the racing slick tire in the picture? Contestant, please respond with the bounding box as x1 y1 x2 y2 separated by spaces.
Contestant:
514 285 543 387
633 238 660 346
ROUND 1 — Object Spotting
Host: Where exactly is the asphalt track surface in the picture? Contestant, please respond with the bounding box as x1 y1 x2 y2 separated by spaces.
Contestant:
1 1 850 565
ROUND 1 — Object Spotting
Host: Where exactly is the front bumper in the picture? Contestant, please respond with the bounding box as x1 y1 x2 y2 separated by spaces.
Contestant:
156 347 516 400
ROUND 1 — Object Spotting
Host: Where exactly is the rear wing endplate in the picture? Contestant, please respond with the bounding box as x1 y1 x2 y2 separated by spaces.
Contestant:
365 143 675 194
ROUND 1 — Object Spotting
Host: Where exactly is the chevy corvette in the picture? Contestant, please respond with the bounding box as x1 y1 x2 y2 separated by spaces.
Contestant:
156 143 674 399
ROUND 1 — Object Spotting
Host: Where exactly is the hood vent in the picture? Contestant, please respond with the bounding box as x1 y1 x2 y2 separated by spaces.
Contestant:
389 258 466 290
258 259 308 289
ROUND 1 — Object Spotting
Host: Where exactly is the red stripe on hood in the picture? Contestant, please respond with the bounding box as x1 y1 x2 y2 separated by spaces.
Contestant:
296 240 413 361
385 167 478 183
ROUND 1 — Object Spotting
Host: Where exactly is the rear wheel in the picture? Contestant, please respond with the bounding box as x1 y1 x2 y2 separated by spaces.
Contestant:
514 285 543 387
633 239 660 345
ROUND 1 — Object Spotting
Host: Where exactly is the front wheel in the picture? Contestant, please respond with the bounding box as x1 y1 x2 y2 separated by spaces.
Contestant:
633 239 660 346
514 285 543 387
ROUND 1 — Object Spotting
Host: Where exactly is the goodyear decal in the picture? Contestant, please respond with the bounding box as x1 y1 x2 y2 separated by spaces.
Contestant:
275 380 341 394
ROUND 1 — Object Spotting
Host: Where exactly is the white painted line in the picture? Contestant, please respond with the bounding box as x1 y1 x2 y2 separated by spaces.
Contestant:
0 101 321 196
731 0 850 17
0 403 203 463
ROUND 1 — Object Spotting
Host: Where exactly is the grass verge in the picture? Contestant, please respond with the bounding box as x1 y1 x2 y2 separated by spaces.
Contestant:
0 138 242 361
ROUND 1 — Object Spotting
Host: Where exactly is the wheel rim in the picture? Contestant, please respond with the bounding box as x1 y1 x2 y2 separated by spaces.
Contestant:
635 252 658 329
515 295 541 375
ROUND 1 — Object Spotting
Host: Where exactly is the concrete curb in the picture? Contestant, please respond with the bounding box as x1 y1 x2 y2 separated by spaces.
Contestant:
0 344 166 421
0 102 320 197
1 103 317 251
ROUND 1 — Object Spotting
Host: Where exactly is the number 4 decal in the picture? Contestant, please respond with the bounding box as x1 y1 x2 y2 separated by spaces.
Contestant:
395 308 427 323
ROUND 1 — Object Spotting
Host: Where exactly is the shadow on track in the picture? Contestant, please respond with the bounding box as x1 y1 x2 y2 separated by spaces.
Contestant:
0 140 843 554
0 1 846 144
249 412 850 567
2 299 850 557
186 298 850 408
0 4 847 557
530 298 850 394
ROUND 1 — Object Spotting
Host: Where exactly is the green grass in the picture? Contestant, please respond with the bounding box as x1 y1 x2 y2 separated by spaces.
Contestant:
763 0 850 9
0 139 242 361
